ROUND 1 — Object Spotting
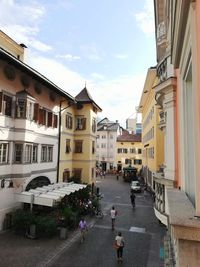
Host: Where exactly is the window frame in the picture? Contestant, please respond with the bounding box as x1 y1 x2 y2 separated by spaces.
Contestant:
74 140 83 153
0 142 9 164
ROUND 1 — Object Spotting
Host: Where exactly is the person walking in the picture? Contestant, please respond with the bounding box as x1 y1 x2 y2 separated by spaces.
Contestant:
78 218 88 243
130 191 136 207
114 231 125 263
110 206 117 230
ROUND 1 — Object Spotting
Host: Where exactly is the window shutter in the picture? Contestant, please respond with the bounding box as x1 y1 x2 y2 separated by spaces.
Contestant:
0 92 2 113
82 118 86 130
48 112 53 127
53 114 58 128
70 116 73 129
33 103 39 122
39 108 43 124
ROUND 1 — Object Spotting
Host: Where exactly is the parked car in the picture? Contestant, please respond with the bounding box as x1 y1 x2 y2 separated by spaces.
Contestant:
131 181 141 193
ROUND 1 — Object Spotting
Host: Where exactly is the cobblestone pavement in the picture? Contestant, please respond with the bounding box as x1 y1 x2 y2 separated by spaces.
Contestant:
0 175 166 267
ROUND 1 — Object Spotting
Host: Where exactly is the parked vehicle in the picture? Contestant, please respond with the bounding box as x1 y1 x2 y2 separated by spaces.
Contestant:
131 181 141 193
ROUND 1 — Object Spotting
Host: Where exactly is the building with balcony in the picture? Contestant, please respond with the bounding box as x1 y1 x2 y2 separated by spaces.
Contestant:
59 87 102 184
0 31 75 231
116 131 142 173
154 1 200 265
96 118 120 172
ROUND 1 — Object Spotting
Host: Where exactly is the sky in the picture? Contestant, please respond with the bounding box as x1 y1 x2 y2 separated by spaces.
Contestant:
0 0 156 127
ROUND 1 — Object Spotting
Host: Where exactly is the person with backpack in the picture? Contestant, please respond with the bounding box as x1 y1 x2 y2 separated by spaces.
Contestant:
114 231 125 263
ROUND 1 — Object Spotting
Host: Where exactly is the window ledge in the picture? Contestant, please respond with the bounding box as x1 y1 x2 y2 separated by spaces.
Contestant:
167 188 200 241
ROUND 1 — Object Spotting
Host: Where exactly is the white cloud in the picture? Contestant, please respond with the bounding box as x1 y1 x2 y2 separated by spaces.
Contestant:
28 53 85 95
0 0 52 52
114 54 128 59
56 54 81 61
80 44 101 61
135 0 155 36
86 73 146 126
28 53 145 127
90 73 105 80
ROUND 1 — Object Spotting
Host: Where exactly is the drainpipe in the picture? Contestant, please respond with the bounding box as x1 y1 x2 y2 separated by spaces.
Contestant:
56 100 74 183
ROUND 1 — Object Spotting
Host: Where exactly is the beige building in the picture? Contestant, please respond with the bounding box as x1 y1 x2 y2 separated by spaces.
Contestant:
116 131 142 173
59 87 102 184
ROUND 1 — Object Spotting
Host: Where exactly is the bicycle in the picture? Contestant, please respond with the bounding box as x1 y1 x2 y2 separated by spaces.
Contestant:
95 208 104 218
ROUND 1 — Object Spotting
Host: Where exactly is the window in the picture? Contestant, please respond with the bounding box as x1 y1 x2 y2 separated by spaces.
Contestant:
102 135 106 139
138 149 142 154
101 143 106 148
96 135 99 139
130 148 136 153
74 140 83 153
134 159 142 165
92 118 96 133
41 146 47 162
24 144 32 163
26 101 34 120
63 169 70 182
41 145 53 162
14 144 23 163
16 98 26 118
0 143 9 163
32 145 38 163
123 149 128 154
75 116 86 130
148 147 154 159
92 141 95 154
125 159 131 164
0 93 13 117
65 139 71 153
73 168 82 180
66 114 73 129
118 148 122 153
47 146 53 162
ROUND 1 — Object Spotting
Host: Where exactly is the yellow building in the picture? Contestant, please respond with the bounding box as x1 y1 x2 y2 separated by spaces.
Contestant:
59 87 102 184
0 30 26 61
116 131 142 172
138 67 164 188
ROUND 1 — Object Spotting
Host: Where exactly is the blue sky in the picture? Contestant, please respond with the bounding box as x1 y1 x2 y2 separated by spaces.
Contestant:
0 0 156 126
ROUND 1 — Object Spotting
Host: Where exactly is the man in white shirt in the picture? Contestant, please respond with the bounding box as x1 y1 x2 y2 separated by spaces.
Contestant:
110 206 117 230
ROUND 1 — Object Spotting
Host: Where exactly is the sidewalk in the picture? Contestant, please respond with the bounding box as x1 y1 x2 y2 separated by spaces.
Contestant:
0 217 95 267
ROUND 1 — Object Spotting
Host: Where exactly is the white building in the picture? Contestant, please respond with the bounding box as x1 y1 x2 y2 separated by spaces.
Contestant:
0 31 74 231
96 118 120 171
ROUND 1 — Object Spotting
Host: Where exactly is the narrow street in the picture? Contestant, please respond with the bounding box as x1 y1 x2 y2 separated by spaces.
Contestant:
47 174 165 267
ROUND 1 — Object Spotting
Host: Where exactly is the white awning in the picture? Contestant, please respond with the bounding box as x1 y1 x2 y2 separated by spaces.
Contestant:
15 182 87 207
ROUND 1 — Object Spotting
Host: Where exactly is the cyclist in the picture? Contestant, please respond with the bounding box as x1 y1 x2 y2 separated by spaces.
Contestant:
78 218 88 243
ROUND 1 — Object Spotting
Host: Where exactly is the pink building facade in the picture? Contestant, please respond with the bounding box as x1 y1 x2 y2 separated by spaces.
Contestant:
154 1 200 266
